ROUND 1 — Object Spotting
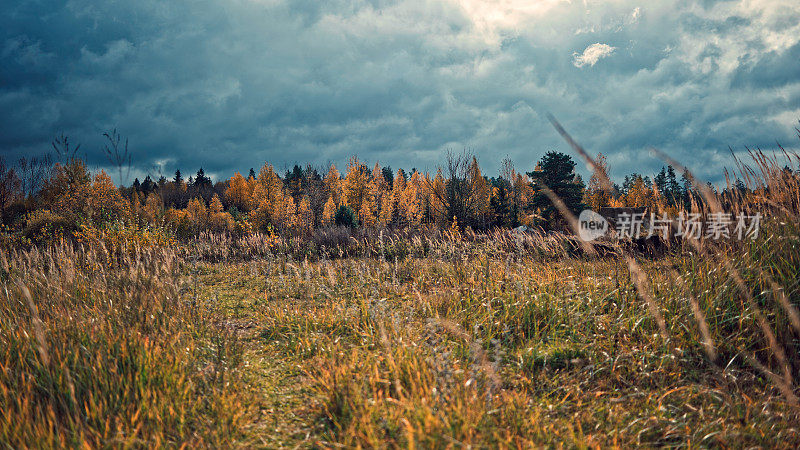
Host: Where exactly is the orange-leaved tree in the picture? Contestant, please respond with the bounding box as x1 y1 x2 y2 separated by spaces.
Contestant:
400 170 423 228
324 165 342 206
89 170 130 224
343 157 372 216
297 196 314 235
143 192 164 224
186 197 207 231
226 172 253 212
40 159 92 226
322 195 337 226
208 194 233 232
584 153 613 211
251 163 286 231
467 157 491 228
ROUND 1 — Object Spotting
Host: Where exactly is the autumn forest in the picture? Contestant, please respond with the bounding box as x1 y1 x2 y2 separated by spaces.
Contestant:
1 136 707 246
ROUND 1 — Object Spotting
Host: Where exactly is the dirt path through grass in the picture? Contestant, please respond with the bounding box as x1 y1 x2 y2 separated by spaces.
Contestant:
194 262 320 448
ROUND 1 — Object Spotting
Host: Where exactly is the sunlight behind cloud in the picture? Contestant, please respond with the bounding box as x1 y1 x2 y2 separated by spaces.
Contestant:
452 0 569 42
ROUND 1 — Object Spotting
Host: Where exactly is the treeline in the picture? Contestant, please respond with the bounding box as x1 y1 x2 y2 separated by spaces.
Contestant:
0 143 771 241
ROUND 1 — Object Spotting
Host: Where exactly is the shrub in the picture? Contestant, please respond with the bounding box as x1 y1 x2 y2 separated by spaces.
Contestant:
40 159 92 225
1 201 28 226
312 226 354 255
73 222 176 257
164 208 192 239
21 209 77 243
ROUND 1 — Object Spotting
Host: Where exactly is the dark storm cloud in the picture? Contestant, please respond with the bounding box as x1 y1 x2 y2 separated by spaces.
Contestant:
1 0 799 185
731 42 800 89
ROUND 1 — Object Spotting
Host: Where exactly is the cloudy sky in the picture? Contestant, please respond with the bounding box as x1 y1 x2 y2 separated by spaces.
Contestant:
2 0 799 184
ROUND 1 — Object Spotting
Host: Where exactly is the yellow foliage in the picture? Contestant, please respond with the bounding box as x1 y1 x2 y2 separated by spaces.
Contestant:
325 165 342 206
42 160 92 223
208 194 233 232
370 163 389 201
378 192 393 228
512 172 533 224
186 198 207 230
73 222 176 254
585 153 613 210
429 170 447 226
359 195 376 228
251 198 272 232
297 196 314 235
322 196 337 226
343 157 371 214
251 163 283 213
390 169 407 225
401 171 422 228
447 215 461 241
129 195 144 222
209 194 224 214
623 177 657 208
283 195 297 232
90 170 130 223
226 172 253 211
468 157 490 221
143 192 163 223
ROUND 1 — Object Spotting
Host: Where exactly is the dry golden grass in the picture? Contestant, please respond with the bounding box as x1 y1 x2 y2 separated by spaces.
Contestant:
194 234 800 447
0 243 254 447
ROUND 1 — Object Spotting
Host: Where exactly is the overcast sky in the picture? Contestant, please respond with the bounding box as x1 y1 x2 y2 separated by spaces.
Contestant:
2 0 799 184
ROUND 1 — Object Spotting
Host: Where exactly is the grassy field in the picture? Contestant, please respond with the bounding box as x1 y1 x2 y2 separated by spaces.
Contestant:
3 220 799 447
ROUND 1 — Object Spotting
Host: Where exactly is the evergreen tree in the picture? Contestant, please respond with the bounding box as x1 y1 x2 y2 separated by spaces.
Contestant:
490 177 514 227
194 168 212 189
334 204 358 228
666 166 681 204
192 168 214 202
285 165 304 201
527 151 586 230
680 172 693 206
382 166 394 190
141 175 155 194
654 167 667 194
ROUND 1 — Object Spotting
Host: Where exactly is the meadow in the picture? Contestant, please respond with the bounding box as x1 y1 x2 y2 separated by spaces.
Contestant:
2 218 799 447
2 133 800 447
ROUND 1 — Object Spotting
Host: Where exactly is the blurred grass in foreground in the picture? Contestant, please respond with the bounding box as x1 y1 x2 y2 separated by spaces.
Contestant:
0 244 252 447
